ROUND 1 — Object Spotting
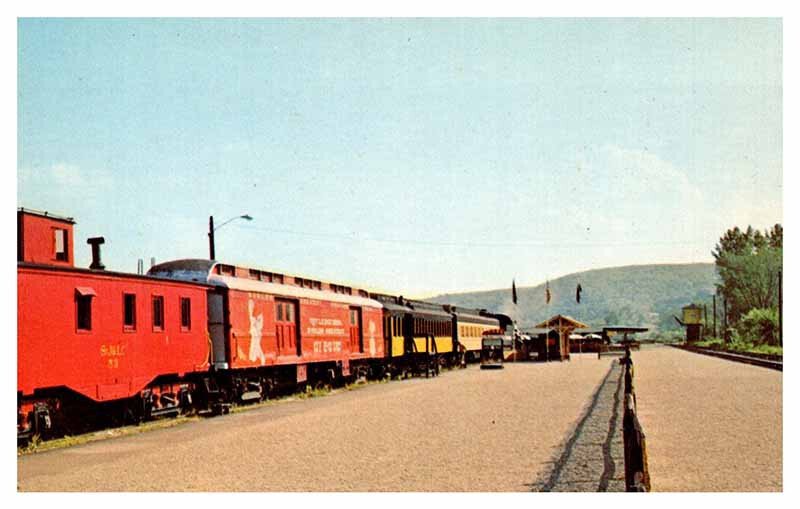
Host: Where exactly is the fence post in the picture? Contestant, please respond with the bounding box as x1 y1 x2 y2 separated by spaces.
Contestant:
622 348 650 492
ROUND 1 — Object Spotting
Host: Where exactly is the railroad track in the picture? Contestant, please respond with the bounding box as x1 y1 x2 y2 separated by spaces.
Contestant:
670 344 782 371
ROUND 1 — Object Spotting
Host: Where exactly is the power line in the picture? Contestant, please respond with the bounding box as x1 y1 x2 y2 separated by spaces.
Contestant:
233 223 710 249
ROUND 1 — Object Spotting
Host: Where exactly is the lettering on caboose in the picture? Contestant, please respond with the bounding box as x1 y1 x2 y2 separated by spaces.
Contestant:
100 343 126 369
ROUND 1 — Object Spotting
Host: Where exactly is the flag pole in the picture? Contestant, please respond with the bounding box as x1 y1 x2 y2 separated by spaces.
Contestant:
545 278 550 362
512 278 517 363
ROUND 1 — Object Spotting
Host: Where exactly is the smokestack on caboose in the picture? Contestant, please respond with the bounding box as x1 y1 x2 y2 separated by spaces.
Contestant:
87 237 106 270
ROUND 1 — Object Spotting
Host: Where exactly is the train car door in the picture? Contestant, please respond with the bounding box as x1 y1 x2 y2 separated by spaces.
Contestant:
349 307 363 353
276 299 299 357
208 291 228 369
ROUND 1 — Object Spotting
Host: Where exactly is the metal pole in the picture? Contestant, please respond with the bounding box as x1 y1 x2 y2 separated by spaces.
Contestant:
208 215 215 260
703 304 708 339
723 297 728 337
713 294 717 339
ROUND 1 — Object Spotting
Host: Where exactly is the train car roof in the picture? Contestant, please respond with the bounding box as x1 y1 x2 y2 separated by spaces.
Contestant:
212 274 383 309
149 259 382 309
405 299 453 319
19 261 212 288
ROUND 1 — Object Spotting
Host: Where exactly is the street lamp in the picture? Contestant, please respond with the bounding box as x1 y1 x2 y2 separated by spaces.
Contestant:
208 214 253 260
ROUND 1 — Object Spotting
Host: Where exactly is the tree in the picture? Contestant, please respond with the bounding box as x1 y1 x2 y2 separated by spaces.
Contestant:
712 224 782 323
737 308 779 346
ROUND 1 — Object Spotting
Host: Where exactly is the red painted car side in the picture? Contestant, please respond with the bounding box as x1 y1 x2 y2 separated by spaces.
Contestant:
224 288 385 370
18 265 210 402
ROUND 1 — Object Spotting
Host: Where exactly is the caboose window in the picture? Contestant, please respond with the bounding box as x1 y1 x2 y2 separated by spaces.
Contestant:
76 294 92 331
123 293 136 330
54 229 68 261
180 297 191 330
152 296 164 330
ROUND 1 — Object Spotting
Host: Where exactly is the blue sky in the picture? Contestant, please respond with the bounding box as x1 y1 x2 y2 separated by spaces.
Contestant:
17 18 782 296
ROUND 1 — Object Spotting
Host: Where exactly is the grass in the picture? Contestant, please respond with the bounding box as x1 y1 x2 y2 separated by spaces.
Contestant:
693 338 782 357
18 415 199 456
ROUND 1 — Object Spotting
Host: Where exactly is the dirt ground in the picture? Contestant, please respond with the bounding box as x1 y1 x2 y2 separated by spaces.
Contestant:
19 346 781 492
633 345 782 492
19 357 612 492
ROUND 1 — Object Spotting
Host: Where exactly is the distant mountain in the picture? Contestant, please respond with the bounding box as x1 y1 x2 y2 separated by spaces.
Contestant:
427 263 719 335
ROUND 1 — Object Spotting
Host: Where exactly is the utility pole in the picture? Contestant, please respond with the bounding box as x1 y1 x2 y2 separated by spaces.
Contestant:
779 269 782 347
723 297 728 338
713 294 717 339
208 216 216 260
209 214 253 260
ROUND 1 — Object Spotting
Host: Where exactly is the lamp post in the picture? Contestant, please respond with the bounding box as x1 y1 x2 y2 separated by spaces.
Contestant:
208 214 253 260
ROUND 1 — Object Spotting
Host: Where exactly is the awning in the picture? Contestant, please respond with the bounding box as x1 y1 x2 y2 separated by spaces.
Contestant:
75 287 96 297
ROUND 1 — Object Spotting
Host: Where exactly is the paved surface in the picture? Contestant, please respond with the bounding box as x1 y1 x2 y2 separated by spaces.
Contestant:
634 345 782 492
18 357 613 492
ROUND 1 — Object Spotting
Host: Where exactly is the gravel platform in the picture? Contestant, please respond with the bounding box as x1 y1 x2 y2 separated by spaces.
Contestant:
18 358 612 492
633 345 782 492
532 360 625 492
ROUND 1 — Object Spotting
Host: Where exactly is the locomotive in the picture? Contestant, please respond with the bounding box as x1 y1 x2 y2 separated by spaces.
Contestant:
17 208 510 443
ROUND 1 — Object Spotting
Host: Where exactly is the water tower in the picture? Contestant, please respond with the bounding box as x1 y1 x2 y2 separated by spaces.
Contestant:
676 304 704 342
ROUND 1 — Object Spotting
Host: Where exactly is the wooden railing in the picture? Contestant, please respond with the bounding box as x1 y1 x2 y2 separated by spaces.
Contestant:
621 346 651 492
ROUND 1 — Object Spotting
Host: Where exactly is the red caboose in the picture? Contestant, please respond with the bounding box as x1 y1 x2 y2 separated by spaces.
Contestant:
17 209 211 440
149 259 385 399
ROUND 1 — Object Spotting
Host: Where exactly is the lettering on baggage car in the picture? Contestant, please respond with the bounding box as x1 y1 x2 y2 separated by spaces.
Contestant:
307 317 346 337
313 341 343 353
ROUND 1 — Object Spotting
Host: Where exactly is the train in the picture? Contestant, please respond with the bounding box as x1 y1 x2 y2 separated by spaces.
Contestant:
17 208 511 443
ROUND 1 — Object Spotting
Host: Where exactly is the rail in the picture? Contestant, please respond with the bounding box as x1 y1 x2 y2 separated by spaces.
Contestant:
671 344 782 371
621 346 650 492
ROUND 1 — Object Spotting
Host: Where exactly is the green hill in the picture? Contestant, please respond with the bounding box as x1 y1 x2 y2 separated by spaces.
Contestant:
427 263 719 335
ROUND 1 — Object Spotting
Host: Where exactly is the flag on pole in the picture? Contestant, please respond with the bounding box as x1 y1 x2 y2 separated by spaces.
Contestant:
512 279 518 305
545 280 551 304
576 283 583 303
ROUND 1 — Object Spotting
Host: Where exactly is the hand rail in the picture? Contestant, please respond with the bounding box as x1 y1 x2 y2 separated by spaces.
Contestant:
621 346 651 492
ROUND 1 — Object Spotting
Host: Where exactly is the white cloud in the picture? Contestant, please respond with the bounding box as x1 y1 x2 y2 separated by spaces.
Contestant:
602 144 704 203
50 163 85 187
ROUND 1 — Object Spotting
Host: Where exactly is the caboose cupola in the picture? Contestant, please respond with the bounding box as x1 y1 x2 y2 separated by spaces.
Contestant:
17 207 75 267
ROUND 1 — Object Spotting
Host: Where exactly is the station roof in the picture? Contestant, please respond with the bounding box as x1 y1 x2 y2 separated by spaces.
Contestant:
574 326 649 334
602 326 649 333
521 327 557 335
535 315 590 329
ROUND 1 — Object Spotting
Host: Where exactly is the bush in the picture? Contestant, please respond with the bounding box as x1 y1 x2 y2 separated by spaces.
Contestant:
736 308 779 346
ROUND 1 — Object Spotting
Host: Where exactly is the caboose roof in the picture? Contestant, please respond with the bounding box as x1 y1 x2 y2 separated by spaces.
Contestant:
18 207 75 224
